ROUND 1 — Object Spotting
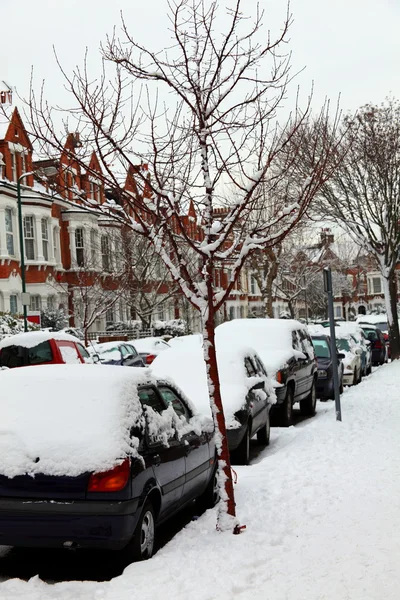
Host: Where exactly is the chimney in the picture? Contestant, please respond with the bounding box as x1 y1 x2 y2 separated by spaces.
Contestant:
0 81 12 105
320 227 334 247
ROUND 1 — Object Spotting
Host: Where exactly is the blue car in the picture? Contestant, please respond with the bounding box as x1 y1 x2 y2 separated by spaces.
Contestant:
0 365 217 562
311 334 344 400
90 341 145 367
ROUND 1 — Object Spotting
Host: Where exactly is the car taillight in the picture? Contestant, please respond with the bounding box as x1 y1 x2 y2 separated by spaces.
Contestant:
87 458 130 492
276 370 283 384
146 354 156 364
375 341 383 350
383 333 389 341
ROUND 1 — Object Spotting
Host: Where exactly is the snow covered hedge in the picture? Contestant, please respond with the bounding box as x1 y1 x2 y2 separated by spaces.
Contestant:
0 313 39 340
152 319 187 337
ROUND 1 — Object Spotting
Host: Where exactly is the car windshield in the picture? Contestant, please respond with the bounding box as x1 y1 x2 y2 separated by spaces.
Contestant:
336 338 350 352
312 339 331 358
0 341 53 368
375 322 388 332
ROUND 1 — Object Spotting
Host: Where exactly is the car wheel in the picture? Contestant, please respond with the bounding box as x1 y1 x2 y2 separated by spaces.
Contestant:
279 386 294 427
231 426 250 465
366 364 372 376
123 500 156 563
256 411 270 446
197 464 220 510
300 379 317 416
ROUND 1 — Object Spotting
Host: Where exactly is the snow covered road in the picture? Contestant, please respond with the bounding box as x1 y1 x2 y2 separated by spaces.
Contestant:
1 362 400 599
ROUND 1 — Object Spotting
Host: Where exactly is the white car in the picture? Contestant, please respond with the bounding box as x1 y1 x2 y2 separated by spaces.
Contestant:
335 322 372 376
335 329 363 386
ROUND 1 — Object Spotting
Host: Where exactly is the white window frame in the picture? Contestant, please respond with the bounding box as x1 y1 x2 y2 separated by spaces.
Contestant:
53 227 60 263
372 277 382 294
30 295 41 311
23 215 35 260
10 152 16 182
5 208 14 256
101 235 110 271
9 294 17 314
41 218 49 261
75 228 85 267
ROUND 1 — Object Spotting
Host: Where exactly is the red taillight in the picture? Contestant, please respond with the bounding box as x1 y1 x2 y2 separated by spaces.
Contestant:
383 333 389 341
145 354 156 364
87 458 130 492
375 341 382 350
276 370 283 384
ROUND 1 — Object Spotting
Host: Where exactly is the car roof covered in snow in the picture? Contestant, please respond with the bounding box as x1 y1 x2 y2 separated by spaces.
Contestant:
0 364 179 478
0 330 82 349
129 337 171 353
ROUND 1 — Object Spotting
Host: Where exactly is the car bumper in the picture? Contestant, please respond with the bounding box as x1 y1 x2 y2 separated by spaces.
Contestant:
0 497 140 550
342 373 355 386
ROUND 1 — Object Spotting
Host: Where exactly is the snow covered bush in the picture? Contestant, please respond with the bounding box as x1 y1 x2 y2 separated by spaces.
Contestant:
152 319 187 337
0 312 39 339
41 308 68 331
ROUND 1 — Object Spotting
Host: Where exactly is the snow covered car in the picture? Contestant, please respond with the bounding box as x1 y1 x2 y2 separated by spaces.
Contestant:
358 322 388 365
335 329 363 385
311 333 345 399
88 341 145 367
151 334 274 465
0 331 92 368
128 336 171 365
216 319 317 427
335 322 372 376
0 365 217 562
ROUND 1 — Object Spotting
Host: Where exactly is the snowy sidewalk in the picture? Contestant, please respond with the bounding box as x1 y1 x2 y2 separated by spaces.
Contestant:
2 362 400 599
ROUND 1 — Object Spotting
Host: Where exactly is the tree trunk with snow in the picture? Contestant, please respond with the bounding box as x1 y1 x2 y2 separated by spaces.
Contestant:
382 268 400 360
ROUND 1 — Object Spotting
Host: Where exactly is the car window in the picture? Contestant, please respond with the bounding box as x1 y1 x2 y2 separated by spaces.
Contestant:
0 342 53 367
244 357 257 377
138 387 165 413
254 355 268 377
158 386 191 420
126 344 138 357
76 343 90 359
312 339 330 358
336 338 350 352
57 342 81 364
292 331 302 352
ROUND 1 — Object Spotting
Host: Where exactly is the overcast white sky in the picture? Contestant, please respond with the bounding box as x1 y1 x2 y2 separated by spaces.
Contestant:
2 0 399 117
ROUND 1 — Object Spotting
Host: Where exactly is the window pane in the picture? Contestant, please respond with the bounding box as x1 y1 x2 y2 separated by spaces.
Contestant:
24 217 35 260
158 386 191 419
138 387 164 413
9 295 17 314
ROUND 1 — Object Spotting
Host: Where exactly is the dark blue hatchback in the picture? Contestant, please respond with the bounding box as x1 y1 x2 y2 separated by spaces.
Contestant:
0 366 217 563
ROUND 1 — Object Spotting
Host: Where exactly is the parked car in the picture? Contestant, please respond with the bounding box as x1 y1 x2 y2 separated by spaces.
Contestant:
335 329 363 386
128 337 171 365
216 319 317 427
310 334 344 400
0 331 92 368
335 322 372 376
0 365 218 562
151 333 273 465
358 323 388 366
89 341 145 367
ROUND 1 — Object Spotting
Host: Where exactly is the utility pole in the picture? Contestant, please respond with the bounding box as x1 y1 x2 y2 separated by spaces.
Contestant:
323 267 342 422
17 172 34 332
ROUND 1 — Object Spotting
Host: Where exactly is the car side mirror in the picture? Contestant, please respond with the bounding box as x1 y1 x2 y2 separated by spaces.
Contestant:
123 353 134 361
251 380 265 391
337 353 345 360
92 354 100 364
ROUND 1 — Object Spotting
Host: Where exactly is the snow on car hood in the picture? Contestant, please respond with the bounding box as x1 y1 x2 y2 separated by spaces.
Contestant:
0 364 154 478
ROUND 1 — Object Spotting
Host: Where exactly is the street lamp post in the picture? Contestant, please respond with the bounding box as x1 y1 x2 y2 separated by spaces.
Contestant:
17 172 34 332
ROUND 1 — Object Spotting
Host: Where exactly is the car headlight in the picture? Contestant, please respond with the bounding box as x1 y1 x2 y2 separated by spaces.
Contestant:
317 369 327 378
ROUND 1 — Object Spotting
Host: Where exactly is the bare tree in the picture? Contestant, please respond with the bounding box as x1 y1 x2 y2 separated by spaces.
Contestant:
309 99 400 358
27 0 344 531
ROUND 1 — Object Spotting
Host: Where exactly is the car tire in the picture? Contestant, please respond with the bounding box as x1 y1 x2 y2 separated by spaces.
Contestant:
256 411 270 446
197 464 220 510
279 386 294 427
300 379 317 416
366 364 372 376
123 500 156 563
231 425 251 465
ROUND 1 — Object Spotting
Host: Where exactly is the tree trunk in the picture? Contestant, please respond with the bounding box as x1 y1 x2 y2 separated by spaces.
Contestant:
384 271 400 360
263 254 279 318
202 272 239 533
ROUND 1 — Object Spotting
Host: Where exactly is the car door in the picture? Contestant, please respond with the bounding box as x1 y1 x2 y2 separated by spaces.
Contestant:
244 356 268 433
299 330 315 394
138 386 186 519
291 330 307 397
125 344 145 367
157 385 211 504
